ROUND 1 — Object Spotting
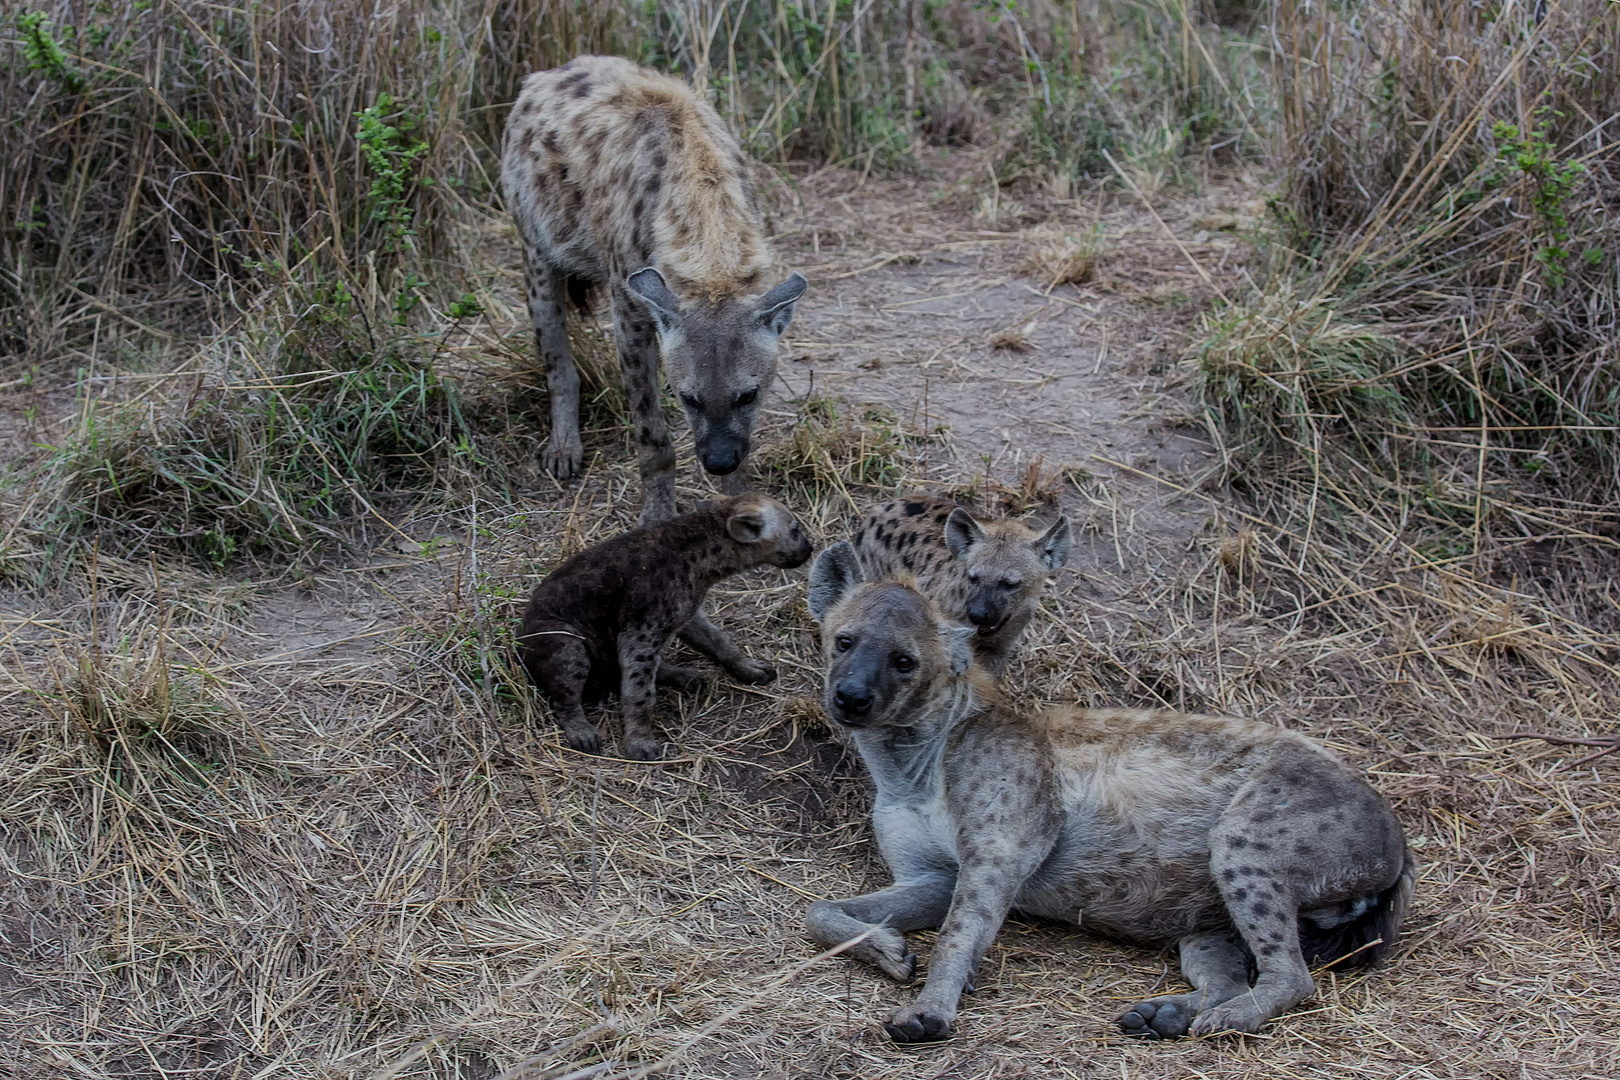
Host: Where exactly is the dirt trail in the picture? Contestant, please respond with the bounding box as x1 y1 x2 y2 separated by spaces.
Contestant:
767 160 1257 601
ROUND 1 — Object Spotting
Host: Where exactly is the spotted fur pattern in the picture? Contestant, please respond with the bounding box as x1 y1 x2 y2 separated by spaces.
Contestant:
804 543 1416 1042
850 495 1071 676
517 494 812 760
501 56 806 524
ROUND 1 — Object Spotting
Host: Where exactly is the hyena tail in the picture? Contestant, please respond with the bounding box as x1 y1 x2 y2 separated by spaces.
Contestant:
1300 846 1418 971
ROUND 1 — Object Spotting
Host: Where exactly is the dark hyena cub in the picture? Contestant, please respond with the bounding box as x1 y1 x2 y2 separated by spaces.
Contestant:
851 495 1071 676
804 543 1415 1042
501 55 808 524
517 494 812 760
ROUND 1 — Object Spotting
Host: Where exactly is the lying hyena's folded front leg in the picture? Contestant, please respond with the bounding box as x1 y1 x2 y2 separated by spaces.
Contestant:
807 876 954 983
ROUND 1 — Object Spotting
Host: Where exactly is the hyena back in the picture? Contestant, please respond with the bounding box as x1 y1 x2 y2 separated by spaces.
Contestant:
501 55 807 523
804 542 1415 1042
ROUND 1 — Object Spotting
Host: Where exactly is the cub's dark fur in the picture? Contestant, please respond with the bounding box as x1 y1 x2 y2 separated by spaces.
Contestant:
517 494 812 760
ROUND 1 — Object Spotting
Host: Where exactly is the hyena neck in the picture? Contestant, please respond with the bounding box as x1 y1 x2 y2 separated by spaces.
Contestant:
851 678 981 805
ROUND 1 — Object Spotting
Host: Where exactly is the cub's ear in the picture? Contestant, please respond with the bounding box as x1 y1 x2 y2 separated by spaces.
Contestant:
944 507 986 561
626 267 682 331
1034 515 1072 571
943 623 975 677
807 541 862 624
727 508 767 544
756 272 808 337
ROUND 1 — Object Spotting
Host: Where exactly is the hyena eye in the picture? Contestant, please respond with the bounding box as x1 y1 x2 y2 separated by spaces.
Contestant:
1001 576 1021 588
967 569 982 583
735 387 758 407
893 654 916 673
834 635 854 652
680 392 702 412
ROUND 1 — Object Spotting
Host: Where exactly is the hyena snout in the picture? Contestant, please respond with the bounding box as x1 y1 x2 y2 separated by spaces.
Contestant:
965 587 1012 633
696 429 750 476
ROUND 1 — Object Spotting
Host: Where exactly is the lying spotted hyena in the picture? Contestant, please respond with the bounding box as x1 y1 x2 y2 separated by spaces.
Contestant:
501 55 807 524
851 495 1071 676
517 494 812 760
804 542 1415 1042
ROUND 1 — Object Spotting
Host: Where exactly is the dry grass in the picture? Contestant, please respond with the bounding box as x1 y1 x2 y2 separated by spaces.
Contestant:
4 430 1617 1078
1020 225 1105 289
2 2 1617 1078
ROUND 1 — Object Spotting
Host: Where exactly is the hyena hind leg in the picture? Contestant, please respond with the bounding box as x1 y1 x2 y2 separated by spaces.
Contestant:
1118 930 1252 1040
521 632 602 754
524 250 583 480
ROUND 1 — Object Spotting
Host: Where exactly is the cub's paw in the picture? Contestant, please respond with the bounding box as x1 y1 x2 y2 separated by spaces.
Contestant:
541 433 584 481
656 665 707 694
884 1004 952 1043
726 658 777 686
1118 997 1194 1040
562 724 603 755
1190 999 1267 1038
623 734 668 762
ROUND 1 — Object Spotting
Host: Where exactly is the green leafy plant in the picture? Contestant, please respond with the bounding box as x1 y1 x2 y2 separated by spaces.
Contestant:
17 10 86 93
355 93 430 250
1493 115 1588 287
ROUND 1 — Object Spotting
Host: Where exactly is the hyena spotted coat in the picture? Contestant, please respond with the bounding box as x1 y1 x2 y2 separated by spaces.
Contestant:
804 542 1416 1042
517 494 813 761
851 495 1071 676
501 55 807 523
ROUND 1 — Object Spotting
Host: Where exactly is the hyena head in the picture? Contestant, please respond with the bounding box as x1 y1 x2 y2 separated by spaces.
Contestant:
626 268 809 476
722 493 815 570
944 509 1072 637
807 542 975 730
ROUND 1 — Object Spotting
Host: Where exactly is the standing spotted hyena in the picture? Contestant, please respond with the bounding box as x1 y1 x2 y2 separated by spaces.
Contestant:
501 55 807 524
851 495 1071 676
804 542 1416 1043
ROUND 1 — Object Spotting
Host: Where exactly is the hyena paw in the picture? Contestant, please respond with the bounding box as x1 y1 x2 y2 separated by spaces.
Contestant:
622 733 668 762
859 927 917 983
726 658 777 685
1118 996 1196 1040
656 664 707 694
562 723 603 755
884 1003 952 1043
542 433 584 480
1190 999 1268 1037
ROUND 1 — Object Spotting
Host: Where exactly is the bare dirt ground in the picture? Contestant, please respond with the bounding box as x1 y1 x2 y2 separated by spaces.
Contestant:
2 153 1615 1079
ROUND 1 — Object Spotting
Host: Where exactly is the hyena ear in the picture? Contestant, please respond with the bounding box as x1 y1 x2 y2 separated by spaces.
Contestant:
943 624 976 677
807 541 862 624
626 267 682 330
727 508 768 544
755 272 808 337
944 507 985 561
1034 515 1073 571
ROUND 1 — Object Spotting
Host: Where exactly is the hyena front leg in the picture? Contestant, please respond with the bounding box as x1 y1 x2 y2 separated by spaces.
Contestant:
678 612 776 685
615 629 669 762
525 249 584 480
806 875 955 982
609 283 677 525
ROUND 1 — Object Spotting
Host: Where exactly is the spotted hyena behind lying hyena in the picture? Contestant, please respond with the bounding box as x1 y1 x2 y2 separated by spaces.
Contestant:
850 495 1071 676
501 55 807 525
804 542 1416 1042
516 494 812 760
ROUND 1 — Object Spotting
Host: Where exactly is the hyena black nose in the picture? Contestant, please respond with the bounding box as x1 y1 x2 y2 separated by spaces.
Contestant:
698 434 747 475
833 683 873 719
967 601 997 626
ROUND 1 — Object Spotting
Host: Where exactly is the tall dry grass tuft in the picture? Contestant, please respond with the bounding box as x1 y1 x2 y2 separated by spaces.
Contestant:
1196 0 1620 552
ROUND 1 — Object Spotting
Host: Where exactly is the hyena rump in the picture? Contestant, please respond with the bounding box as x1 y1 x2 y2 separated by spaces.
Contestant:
804 542 1416 1042
501 55 807 523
